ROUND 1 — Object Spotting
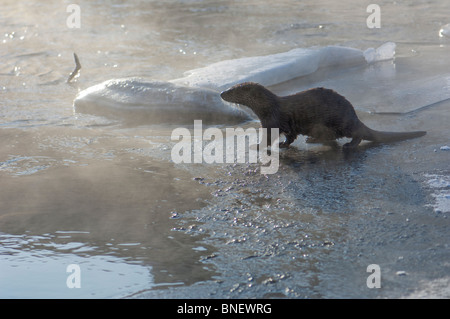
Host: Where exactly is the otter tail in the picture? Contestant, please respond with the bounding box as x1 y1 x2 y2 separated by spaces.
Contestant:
359 123 426 143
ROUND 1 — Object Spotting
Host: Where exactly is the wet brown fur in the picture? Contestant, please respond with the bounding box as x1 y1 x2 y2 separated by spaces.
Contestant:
220 82 426 148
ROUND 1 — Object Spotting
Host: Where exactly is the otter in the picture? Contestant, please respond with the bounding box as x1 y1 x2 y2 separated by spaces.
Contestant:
220 82 426 148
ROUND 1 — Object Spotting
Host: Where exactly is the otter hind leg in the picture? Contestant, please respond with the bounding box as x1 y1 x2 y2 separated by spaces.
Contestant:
343 136 362 149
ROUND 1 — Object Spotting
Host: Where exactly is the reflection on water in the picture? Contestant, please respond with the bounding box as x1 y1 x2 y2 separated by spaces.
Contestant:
0 233 156 298
0 127 217 298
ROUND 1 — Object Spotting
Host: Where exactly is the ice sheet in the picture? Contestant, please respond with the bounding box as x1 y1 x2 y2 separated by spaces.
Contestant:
73 43 395 124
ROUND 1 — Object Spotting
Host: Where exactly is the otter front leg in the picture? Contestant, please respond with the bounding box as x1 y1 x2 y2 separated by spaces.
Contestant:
279 141 290 148
258 127 275 149
260 126 284 148
279 133 296 148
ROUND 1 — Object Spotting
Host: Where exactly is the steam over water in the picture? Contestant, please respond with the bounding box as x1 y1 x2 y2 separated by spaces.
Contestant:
0 0 449 298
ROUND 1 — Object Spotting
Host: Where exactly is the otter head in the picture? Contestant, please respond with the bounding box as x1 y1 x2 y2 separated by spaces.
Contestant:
220 82 280 124
220 82 274 109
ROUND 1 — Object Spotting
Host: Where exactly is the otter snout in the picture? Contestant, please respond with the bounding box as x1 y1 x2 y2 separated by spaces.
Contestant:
220 86 243 104
220 82 264 105
220 90 231 101
220 90 236 105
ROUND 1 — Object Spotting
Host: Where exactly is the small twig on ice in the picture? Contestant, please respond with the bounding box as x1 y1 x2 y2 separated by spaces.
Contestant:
67 53 81 83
